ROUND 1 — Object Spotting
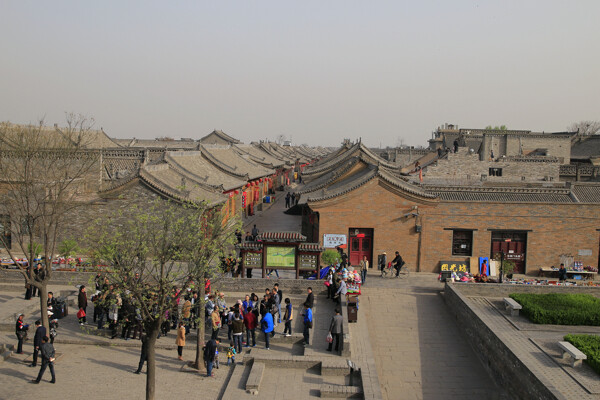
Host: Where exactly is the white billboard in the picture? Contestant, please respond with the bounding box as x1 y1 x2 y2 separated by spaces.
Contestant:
323 234 347 248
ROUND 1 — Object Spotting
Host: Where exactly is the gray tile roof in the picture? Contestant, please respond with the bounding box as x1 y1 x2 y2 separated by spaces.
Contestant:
571 136 600 159
426 186 575 203
303 141 397 177
233 144 286 168
140 164 226 206
199 130 241 145
165 151 246 191
200 144 274 180
571 184 600 203
304 164 436 203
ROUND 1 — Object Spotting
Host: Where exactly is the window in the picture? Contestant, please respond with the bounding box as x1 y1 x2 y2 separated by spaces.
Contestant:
489 168 502 177
452 230 473 256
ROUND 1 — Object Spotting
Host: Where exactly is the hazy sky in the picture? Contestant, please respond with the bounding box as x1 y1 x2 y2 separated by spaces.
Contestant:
1 1 599 147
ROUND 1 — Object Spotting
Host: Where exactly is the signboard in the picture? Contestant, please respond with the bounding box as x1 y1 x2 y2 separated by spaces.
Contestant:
266 246 295 268
299 254 317 269
244 252 262 268
505 253 524 261
323 234 347 248
578 249 593 256
440 261 468 273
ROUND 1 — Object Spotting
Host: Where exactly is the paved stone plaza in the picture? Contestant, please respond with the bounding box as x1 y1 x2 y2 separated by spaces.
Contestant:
2 188 598 399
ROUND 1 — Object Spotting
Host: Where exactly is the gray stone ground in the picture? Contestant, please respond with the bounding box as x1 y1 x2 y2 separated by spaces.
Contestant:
0 186 560 400
354 272 508 400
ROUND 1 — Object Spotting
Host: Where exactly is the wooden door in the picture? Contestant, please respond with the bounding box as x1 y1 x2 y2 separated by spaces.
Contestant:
349 237 372 266
491 232 527 274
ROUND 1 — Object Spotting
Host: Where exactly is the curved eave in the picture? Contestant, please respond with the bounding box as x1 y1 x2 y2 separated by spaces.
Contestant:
307 168 438 205
139 169 226 207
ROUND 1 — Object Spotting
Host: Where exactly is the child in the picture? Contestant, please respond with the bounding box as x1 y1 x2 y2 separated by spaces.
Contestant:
176 321 185 360
226 342 236 366
283 298 293 337
215 346 220 369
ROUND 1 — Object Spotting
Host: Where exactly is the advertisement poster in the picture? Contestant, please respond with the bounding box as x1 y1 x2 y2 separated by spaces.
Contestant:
266 246 295 268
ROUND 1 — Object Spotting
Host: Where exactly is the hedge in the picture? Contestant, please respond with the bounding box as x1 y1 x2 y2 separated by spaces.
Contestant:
564 334 600 374
509 293 600 326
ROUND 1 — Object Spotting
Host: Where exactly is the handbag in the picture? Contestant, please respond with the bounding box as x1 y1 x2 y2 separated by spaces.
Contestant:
324 281 330 287
326 332 333 343
77 308 86 319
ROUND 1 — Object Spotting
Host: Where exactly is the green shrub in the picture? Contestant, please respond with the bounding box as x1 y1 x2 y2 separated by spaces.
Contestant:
321 249 341 266
509 293 600 326
564 334 600 374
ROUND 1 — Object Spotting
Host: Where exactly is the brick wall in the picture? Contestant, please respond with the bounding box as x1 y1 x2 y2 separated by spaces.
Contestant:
309 178 600 274
424 149 560 183
444 283 558 400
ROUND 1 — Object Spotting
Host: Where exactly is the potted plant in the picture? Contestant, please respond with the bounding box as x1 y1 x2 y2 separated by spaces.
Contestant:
493 252 516 279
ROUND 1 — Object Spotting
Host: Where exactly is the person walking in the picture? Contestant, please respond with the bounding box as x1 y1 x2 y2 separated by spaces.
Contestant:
327 308 343 353
302 302 313 347
134 333 148 374
15 314 28 354
32 336 55 384
285 192 291 208
359 256 369 284
261 310 274 350
282 298 293 337
78 285 88 325
251 224 259 241
176 321 186 360
243 306 257 347
29 320 46 367
204 338 219 377
379 252 388 277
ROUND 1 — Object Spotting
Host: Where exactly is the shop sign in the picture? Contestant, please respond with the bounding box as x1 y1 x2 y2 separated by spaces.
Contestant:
323 234 346 248
440 261 468 273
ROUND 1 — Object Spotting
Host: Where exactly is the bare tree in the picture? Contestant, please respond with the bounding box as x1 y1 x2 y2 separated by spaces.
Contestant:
179 205 238 371
0 115 99 330
568 120 600 135
88 199 237 400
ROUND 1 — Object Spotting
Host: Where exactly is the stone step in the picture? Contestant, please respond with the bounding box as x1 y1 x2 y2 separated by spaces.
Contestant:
0 343 14 361
245 361 265 394
319 383 362 399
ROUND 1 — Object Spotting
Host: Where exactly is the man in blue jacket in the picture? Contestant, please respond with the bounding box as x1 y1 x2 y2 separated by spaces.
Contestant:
261 311 274 350
302 302 313 346
29 320 46 367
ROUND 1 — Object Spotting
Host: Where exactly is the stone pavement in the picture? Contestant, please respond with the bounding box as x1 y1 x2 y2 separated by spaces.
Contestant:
243 183 302 234
355 271 508 400
0 342 228 400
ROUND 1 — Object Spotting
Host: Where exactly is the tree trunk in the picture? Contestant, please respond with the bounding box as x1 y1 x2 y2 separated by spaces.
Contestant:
38 284 49 331
146 320 160 400
193 298 206 372
194 323 206 372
